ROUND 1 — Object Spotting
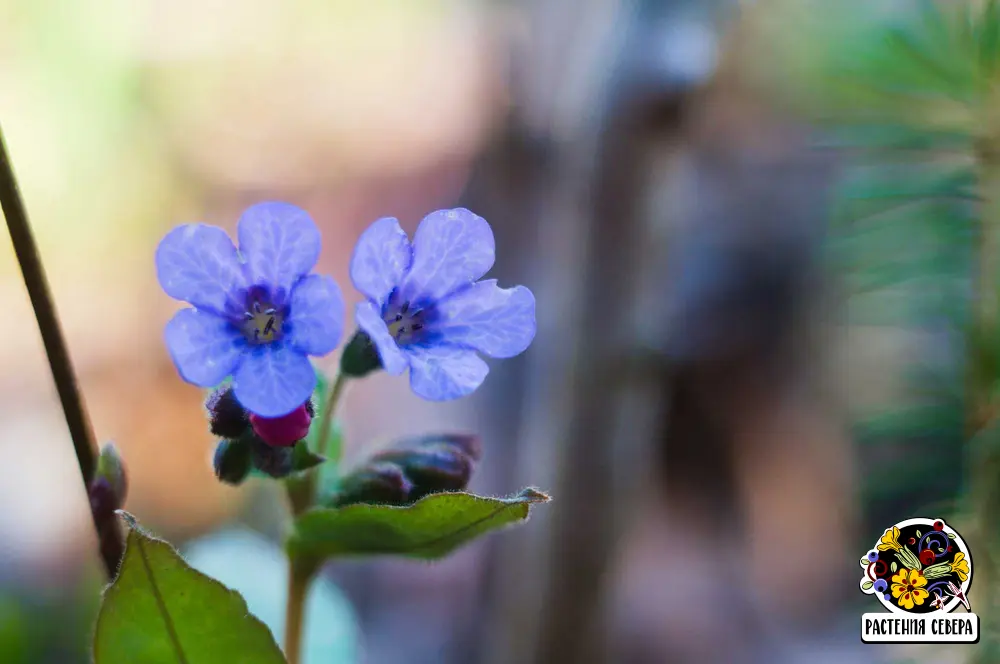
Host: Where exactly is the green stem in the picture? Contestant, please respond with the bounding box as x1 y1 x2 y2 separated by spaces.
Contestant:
315 371 347 462
282 370 349 661
283 559 317 664
0 124 122 580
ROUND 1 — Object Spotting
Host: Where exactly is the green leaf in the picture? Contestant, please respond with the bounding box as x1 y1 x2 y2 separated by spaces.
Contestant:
288 488 550 561
94 513 287 664
862 580 874 591
891 561 898 573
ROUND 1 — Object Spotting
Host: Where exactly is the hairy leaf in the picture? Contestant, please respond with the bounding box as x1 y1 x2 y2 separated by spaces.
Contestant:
288 489 550 561
93 513 286 664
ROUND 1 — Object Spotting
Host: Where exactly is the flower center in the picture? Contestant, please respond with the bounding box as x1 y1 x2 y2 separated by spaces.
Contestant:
384 300 427 346
241 296 284 345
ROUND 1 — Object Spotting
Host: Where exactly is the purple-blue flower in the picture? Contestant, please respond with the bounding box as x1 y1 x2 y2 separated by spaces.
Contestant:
350 208 536 400
156 202 345 417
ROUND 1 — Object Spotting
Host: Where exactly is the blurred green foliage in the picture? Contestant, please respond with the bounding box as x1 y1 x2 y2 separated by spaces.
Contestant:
750 0 1000 541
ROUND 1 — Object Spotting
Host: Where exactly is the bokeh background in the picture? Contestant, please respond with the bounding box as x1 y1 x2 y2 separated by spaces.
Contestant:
0 0 984 662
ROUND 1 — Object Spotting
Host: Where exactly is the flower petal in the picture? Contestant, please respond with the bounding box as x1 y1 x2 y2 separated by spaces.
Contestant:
163 308 245 386
350 217 413 307
432 280 536 358
237 202 321 294
285 274 345 356
405 344 489 401
232 342 316 417
156 224 248 314
402 208 495 303
355 301 408 375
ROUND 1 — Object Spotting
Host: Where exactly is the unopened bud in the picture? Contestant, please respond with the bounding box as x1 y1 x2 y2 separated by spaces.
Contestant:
250 403 312 447
206 387 250 439
213 438 252 485
372 442 475 501
332 461 413 507
339 330 382 378
250 437 295 478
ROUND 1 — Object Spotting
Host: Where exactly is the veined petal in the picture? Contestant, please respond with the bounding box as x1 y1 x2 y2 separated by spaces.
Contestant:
286 274 345 356
402 208 495 303
232 342 316 417
237 202 321 294
163 308 245 386
350 217 412 307
433 280 536 358
405 344 489 401
156 224 247 313
355 301 408 375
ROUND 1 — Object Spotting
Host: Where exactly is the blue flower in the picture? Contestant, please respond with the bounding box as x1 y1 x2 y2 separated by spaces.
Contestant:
156 202 345 417
349 208 536 400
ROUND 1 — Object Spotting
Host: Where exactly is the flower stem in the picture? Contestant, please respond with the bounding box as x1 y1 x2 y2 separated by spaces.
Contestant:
284 559 317 664
0 124 122 580
316 371 347 462
282 371 348 662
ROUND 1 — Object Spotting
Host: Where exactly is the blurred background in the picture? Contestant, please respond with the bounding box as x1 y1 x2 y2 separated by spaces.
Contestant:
0 0 986 662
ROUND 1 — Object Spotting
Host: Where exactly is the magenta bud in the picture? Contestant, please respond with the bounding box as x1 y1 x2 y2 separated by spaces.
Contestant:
250 404 312 447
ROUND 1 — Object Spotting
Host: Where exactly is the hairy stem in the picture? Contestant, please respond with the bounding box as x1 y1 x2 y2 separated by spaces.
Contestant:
0 124 122 579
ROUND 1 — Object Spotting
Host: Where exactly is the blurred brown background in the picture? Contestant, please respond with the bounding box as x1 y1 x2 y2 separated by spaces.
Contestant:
0 0 945 663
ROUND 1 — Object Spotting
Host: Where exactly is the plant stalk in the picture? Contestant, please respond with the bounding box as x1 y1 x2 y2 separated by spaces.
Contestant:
0 124 122 580
283 560 317 664
283 369 349 662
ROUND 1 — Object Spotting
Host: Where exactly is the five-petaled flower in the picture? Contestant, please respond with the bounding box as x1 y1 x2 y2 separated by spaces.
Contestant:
156 202 344 417
891 568 929 610
349 208 536 400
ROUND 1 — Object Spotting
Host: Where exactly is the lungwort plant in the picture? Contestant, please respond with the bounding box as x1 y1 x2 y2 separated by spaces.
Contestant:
747 0 1000 659
0 128 549 663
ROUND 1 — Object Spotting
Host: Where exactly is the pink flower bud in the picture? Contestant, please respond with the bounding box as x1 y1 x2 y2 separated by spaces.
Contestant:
250 404 312 447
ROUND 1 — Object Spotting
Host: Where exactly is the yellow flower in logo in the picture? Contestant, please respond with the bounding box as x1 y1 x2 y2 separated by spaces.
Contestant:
950 552 970 582
891 568 929 610
878 526 902 552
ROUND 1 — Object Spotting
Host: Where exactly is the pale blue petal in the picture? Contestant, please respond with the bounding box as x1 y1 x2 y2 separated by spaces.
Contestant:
433 280 536 358
401 208 495 303
404 345 489 401
163 308 245 387
232 342 316 417
285 275 345 356
156 224 248 314
349 217 412 307
237 202 321 294
355 301 408 375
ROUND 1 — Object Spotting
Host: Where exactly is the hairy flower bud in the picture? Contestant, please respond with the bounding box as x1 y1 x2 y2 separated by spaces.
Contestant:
250 403 312 447
250 437 295 478
371 436 479 501
213 438 252 485
339 330 382 378
206 387 250 439
89 443 128 521
332 461 413 508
